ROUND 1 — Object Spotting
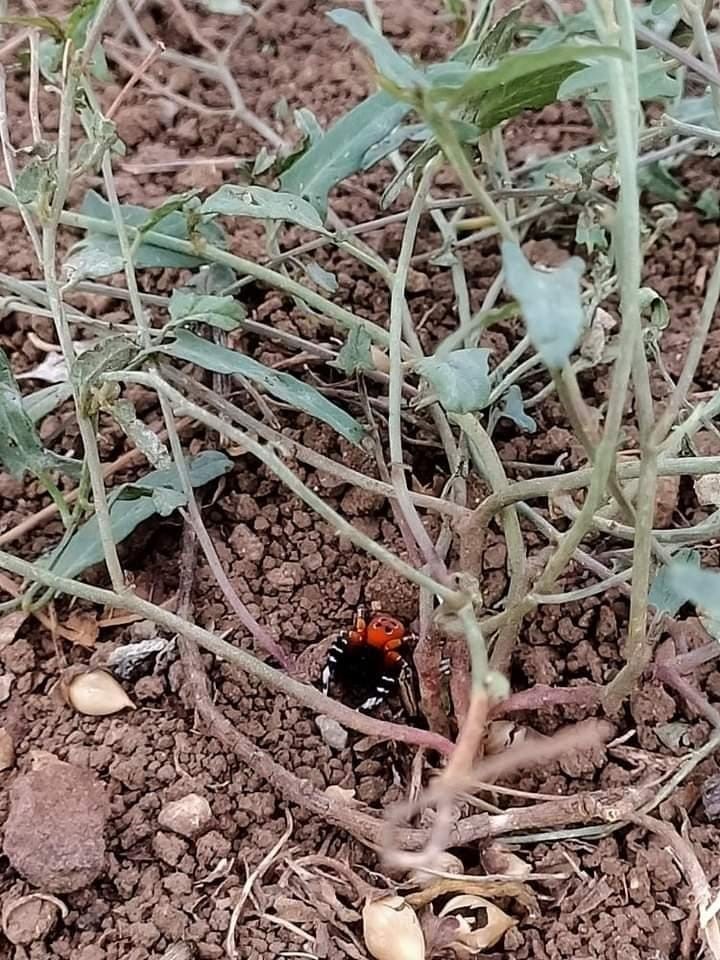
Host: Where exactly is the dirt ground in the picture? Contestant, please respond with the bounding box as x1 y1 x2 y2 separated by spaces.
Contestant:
2 1 720 958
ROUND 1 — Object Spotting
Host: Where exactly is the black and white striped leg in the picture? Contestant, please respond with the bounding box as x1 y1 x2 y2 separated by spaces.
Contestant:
321 633 348 694
359 671 397 712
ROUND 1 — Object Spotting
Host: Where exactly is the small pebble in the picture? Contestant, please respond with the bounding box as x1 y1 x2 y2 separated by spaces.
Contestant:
316 715 348 751
158 793 213 838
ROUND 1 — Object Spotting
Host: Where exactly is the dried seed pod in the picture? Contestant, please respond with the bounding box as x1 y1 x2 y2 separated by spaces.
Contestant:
439 894 515 953
363 895 425 960
66 670 135 716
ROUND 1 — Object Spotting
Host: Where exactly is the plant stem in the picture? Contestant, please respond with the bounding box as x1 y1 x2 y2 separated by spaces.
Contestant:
592 0 655 710
40 49 124 590
452 413 526 675
430 110 516 245
388 159 447 580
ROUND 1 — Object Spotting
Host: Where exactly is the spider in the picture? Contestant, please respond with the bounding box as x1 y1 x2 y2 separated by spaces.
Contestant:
321 606 416 713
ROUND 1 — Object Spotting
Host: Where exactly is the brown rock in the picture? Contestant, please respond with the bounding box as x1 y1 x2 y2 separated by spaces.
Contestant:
158 794 212 838
3 754 109 892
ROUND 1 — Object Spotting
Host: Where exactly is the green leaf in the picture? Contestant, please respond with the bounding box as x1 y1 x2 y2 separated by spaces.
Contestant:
44 451 233 580
105 397 172 470
361 122 429 170
37 36 62 80
201 184 326 232
456 5 523 65
696 188 720 219
280 92 410 216
302 260 338 293
22 382 74 424
0 348 70 480
66 190 226 280
575 207 609 254
71 336 137 395
428 43 623 110
666 558 720 620
330 326 373 375
328 9 423 88
649 549 700 615
168 289 246 331
65 0 102 46
161 329 366 445
15 158 53 206
0 15 65 40
503 242 585 370
498 385 536 433
637 162 689 204
416 348 492 414
559 48 680 102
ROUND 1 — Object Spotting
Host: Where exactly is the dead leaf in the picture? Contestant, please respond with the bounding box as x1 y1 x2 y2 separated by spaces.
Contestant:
406 877 534 911
580 306 616 364
63 612 99 648
439 894 515 953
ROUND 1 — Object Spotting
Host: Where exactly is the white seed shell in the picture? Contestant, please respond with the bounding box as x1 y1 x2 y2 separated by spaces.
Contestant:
362 895 425 960
66 670 135 716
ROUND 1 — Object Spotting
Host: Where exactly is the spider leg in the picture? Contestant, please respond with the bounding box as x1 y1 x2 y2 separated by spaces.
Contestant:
321 632 349 694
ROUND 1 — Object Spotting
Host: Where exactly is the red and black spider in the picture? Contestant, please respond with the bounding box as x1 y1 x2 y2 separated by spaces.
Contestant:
321 606 416 713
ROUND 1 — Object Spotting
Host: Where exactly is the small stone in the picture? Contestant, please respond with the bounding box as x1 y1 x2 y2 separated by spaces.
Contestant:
153 832 188 867
0 727 14 770
158 794 212 838
702 773 720 819
3 754 109 892
1 892 61 944
0 671 13 702
315 715 348 751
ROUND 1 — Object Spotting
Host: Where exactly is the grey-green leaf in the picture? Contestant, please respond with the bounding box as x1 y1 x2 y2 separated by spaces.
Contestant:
161 329 366 445
302 260 338 293
71 336 136 393
428 43 623 109
666 558 720 620
280 91 410 215
498 385 536 433
330 326 373 375
416 348 492 414
559 48 679 102
168 289 247 331
200 184 327 232
328 9 423 88
22 382 74 423
649 549 700 616
502 242 585 369
44 451 232 579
